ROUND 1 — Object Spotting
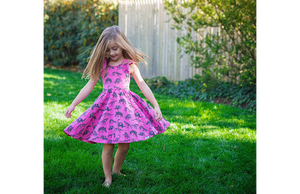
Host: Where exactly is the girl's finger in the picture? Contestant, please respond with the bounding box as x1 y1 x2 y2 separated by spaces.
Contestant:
65 109 71 118
157 114 161 121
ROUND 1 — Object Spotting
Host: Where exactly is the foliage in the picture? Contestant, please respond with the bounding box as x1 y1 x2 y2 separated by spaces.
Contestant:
145 75 256 111
44 0 118 67
144 76 173 93
44 68 256 193
75 0 118 67
44 0 81 67
164 0 256 85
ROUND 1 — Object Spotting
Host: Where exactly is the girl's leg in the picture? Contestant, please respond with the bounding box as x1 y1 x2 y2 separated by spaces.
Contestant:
102 144 115 185
112 143 130 174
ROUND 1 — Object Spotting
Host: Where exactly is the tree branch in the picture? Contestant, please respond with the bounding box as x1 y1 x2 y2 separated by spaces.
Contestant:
208 0 255 63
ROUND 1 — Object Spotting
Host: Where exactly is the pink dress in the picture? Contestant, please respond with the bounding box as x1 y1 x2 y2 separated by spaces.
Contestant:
63 58 170 144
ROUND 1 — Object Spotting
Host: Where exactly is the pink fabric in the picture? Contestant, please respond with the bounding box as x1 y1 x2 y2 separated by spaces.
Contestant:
63 58 170 144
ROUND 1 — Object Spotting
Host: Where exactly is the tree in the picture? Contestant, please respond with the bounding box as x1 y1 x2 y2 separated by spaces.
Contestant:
164 0 256 85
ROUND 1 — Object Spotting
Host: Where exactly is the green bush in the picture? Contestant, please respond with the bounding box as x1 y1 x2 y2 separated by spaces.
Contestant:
44 0 118 67
145 75 256 111
164 0 256 85
75 0 118 67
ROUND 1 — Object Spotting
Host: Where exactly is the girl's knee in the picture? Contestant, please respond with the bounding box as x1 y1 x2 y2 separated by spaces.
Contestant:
103 144 115 155
118 143 130 153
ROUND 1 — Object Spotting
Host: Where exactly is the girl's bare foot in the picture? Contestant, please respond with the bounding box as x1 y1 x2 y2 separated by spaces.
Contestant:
102 177 112 188
112 171 126 176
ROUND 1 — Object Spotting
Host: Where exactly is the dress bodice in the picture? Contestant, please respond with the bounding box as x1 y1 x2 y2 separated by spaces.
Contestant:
102 58 132 91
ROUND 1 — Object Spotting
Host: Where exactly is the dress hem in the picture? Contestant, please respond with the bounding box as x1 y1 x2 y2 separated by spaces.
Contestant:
64 121 170 144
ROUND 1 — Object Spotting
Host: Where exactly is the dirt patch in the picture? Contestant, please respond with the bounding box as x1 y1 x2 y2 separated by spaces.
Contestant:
213 97 249 109
213 97 232 105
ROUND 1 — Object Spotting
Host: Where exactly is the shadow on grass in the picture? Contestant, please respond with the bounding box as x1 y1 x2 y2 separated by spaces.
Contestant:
44 127 256 194
44 68 256 193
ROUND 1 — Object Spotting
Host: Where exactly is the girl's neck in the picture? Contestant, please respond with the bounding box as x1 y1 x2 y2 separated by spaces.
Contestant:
110 58 118 62
108 56 125 65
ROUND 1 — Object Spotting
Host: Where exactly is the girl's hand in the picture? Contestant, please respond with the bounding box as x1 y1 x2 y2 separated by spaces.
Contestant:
154 107 162 121
65 105 76 118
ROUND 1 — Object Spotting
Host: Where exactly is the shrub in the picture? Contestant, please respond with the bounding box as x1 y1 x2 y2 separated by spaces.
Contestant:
145 75 256 111
164 0 256 85
44 0 118 67
75 0 118 67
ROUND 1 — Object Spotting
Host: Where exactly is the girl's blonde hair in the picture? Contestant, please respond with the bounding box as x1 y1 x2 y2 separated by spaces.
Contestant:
82 25 150 81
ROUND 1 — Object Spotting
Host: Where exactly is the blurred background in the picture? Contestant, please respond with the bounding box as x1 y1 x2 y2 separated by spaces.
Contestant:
44 0 119 71
44 0 256 83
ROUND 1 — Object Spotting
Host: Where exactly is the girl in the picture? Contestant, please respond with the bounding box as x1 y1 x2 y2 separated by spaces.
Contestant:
63 25 170 188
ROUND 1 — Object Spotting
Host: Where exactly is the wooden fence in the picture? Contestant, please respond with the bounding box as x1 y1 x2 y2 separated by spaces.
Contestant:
118 0 242 83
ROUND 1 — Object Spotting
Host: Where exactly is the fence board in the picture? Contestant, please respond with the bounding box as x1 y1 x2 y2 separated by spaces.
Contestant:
118 0 239 82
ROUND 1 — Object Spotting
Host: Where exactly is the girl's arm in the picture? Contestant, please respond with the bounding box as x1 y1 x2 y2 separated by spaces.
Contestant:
129 64 163 121
65 77 99 118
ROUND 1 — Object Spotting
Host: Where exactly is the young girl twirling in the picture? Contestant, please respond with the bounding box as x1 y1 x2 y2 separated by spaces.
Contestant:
63 25 170 188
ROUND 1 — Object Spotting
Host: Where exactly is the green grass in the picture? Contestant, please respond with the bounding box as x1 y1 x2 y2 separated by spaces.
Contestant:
44 68 256 194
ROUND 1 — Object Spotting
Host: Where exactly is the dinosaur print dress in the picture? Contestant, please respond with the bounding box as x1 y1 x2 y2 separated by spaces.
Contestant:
63 58 170 144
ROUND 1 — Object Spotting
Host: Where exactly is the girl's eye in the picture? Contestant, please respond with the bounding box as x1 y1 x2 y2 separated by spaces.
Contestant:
106 48 117 52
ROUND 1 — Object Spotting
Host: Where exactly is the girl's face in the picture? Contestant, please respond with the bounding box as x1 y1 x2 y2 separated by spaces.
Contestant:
106 40 123 62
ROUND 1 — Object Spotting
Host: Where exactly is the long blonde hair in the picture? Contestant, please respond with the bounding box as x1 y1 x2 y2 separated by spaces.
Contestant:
82 25 150 81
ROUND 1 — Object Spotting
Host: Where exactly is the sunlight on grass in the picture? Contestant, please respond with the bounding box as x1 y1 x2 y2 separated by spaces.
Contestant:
164 122 255 143
44 68 256 194
44 73 66 80
44 79 57 87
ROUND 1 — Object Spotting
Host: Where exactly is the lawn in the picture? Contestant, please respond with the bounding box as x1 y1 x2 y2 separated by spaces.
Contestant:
44 68 256 194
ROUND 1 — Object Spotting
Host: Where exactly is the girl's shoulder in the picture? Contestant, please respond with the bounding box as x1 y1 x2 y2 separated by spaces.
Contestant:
125 59 138 73
124 58 137 66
